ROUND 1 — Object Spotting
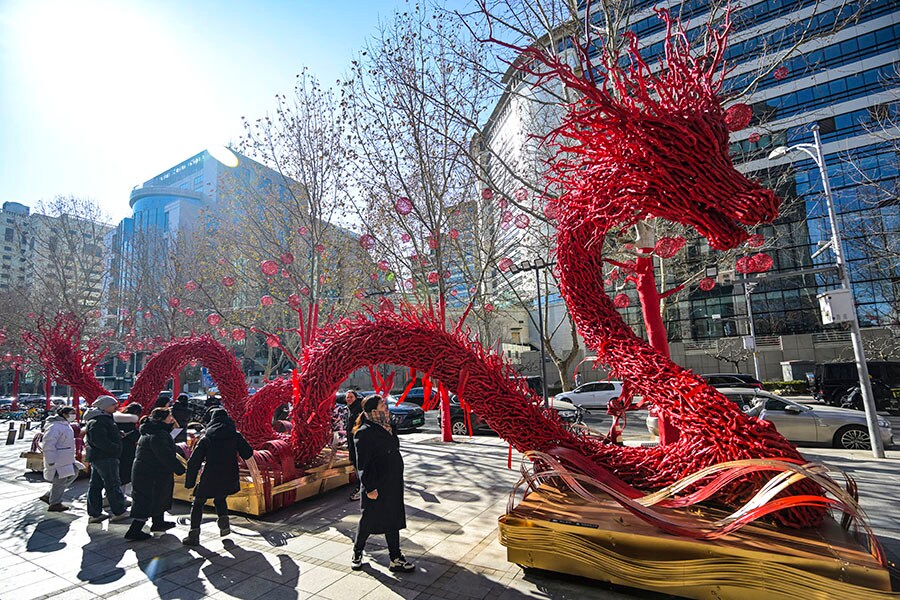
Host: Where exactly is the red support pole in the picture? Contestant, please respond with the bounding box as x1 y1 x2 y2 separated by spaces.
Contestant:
173 372 181 398
73 393 80 419
44 374 51 414
11 367 20 411
440 383 453 442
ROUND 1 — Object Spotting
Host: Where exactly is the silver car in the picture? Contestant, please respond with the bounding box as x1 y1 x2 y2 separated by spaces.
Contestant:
646 387 893 450
555 381 623 409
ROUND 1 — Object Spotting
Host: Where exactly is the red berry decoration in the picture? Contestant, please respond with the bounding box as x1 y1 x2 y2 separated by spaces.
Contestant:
481 188 494 200
514 214 530 229
168 297 180 308
222 276 235 287
773 66 789 80
359 234 376 251
654 236 686 258
260 260 279 276
699 277 716 291
206 313 222 326
613 293 630 308
395 197 413 215
724 103 752 132
231 328 246 341
260 295 274 307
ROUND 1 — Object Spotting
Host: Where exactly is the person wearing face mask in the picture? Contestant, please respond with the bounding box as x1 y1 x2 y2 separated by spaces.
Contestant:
125 407 186 541
350 395 415 573
40 406 83 512
344 390 363 502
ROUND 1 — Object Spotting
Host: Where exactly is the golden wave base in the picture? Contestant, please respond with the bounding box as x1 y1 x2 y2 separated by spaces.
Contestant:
499 484 898 599
173 448 354 516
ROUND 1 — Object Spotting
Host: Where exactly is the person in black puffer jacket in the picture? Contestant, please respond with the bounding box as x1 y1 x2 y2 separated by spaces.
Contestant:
85 395 128 522
181 408 253 546
114 403 143 487
344 390 363 501
125 407 186 541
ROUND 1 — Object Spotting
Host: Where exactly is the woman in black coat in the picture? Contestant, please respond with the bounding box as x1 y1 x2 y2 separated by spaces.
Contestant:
125 408 186 541
114 403 143 486
344 390 362 501
182 408 253 546
351 395 414 573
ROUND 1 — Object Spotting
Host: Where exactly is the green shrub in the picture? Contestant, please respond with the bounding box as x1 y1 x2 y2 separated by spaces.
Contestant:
763 380 809 395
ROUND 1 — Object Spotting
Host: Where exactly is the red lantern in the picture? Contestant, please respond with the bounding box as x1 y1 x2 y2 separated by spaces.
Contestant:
750 252 774 273
699 277 716 291
427 272 439 284
184 308 195 317
288 294 302 308
168 297 180 308
395 197 413 215
481 188 494 200
300 286 311 297
265 335 279 348
498 258 513 272
613 293 630 308
260 260 279 276
427 235 439 249
747 233 765 248
370 273 379 281
231 328 246 342
498 197 508 210
543 203 560 221
359 234 376 250
748 132 761 144
184 280 198 291
297 226 309 236
222 276 235 287
403 279 414 290
735 256 753 273
400 233 411 243
449 229 459 240
280 252 294 265
315 244 325 253
654 236 686 258
450 289 458 297
377 260 390 271
773 66 789 80
281 269 290 278
724 103 752 132
260 295 274 307
514 214 530 229
484 303 495 313
515 188 528 202
206 313 222 326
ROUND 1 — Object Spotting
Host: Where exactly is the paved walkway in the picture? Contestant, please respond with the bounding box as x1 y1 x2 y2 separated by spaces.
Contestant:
1 423 899 599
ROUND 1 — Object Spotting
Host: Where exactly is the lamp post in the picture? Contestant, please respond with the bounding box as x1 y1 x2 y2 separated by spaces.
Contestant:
768 124 884 458
743 279 761 382
508 258 554 408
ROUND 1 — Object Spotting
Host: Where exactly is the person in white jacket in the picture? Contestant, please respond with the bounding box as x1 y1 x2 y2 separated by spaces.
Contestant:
41 406 83 512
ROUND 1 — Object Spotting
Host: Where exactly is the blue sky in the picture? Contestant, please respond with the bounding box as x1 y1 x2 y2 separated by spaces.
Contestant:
0 0 410 221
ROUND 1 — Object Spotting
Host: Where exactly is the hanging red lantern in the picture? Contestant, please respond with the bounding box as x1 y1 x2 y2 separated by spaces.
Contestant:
515 188 528 202
370 273 379 281
400 233 411 242
498 257 514 272
265 335 279 348
281 269 290 278
315 244 325 253
280 252 294 265
260 295 274 307
484 303 495 313
377 260 390 271
481 188 494 200
613 293 630 308
168 297 180 308
217 327 227 338
543 203 560 221
773 66 789 80
222 276 235 287
449 229 459 240
450 289 458 297
724 103 752 132
699 277 716 291
498 197 508 210
184 308 195 317
750 252 774 273
299 286 310 297
359 234 376 250
748 132 761 144
206 313 222 326
514 214 530 229
746 233 765 248
735 256 753 273
395 197 414 215
260 260 279 276
288 293 302 308
297 226 309 236
654 236 686 258
231 328 246 341
184 280 198 291
427 271 440 284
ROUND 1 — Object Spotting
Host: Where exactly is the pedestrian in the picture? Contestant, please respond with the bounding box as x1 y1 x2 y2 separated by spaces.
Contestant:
171 394 193 429
40 405 83 512
125 407 186 541
344 390 363 502
201 395 222 424
351 394 415 572
574 372 583 388
84 395 129 523
182 408 253 546
115 402 143 489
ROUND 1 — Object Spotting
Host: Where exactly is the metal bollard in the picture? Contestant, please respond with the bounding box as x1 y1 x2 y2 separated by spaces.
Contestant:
18 423 25 439
5 429 15 445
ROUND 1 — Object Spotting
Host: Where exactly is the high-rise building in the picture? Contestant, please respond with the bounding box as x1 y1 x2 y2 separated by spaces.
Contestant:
0 202 32 293
480 0 900 381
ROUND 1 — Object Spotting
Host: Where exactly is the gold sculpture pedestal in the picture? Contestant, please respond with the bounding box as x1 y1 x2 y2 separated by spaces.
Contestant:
173 447 354 516
499 484 897 600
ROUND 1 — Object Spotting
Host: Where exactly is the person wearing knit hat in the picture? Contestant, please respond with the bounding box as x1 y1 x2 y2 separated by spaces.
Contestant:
84 395 128 523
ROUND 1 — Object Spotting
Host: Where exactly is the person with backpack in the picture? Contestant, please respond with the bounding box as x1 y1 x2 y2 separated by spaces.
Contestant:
125 407 186 541
351 394 414 573
181 408 253 546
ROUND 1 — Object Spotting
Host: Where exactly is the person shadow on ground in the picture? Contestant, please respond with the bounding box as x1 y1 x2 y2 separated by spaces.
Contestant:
77 525 128 584
130 533 205 600
194 538 300 599
26 515 75 553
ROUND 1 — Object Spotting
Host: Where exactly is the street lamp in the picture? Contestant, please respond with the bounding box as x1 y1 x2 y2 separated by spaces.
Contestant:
768 124 884 458
507 258 554 408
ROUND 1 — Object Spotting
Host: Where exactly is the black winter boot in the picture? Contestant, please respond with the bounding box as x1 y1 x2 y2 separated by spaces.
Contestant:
124 520 151 541
217 516 230 536
182 529 201 546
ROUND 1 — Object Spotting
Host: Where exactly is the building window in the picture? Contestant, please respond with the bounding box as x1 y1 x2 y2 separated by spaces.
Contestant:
4 228 12 242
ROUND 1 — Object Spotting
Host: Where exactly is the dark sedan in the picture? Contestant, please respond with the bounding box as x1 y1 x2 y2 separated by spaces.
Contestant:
336 391 426 432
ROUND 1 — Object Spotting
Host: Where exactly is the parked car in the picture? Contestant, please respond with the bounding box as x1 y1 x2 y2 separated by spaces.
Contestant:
335 391 425 432
398 386 439 409
117 393 131 403
554 381 623 409
442 396 583 436
813 361 900 406
648 387 892 450
701 373 763 389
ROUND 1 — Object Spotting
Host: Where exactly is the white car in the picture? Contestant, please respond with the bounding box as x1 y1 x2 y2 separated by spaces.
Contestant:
554 381 623 409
